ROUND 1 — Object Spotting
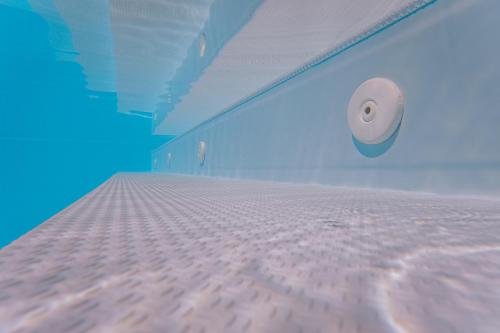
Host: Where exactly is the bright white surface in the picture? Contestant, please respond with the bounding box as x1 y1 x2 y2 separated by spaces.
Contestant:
156 0 427 135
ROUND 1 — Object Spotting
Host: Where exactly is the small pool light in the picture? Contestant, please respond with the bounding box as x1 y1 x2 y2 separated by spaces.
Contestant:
167 152 172 168
347 78 404 145
199 33 207 58
198 141 206 165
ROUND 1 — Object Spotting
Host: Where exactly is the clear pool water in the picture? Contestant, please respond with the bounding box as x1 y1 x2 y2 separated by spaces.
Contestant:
1 0 500 332
0 3 170 248
1 0 499 250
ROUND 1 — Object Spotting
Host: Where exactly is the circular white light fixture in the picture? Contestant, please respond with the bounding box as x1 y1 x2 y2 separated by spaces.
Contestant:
198 141 206 165
347 78 404 144
199 33 206 58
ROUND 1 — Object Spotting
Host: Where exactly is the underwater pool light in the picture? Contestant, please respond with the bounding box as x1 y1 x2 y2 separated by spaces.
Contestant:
199 33 206 58
347 77 404 145
198 141 206 165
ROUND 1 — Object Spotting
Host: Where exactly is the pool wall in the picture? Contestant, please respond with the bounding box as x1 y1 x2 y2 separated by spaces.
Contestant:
153 0 500 196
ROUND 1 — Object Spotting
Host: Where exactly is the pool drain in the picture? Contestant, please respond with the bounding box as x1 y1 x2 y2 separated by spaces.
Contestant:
347 78 404 144
167 152 172 168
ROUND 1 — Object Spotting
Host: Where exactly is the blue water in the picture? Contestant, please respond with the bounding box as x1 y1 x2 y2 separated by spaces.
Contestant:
0 5 170 248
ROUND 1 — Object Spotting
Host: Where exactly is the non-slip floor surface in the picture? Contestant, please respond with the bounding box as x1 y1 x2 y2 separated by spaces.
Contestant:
1 174 500 333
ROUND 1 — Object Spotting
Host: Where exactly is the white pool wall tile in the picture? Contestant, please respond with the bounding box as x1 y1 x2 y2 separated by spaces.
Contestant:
154 0 500 196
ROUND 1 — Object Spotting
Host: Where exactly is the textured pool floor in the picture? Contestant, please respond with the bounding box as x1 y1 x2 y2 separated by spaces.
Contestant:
1 174 500 333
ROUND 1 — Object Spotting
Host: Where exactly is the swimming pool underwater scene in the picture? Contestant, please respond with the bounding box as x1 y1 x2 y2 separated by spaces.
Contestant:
1 0 500 332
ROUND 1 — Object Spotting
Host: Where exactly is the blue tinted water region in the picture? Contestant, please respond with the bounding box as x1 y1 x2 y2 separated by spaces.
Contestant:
0 4 170 248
